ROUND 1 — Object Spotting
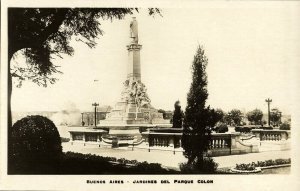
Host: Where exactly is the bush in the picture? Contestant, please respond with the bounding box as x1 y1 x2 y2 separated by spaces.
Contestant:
9 115 62 174
235 163 256 171
261 126 273 130
133 162 167 173
214 123 228 133
180 157 218 174
235 126 252 133
61 137 70 142
280 122 291 130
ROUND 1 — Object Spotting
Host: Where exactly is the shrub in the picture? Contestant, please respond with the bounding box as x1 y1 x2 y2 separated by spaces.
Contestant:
9 115 62 174
261 126 273 130
235 126 240 132
180 157 218 174
235 163 256 171
214 123 228 133
235 126 252 133
133 162 167 173
280 122 291 130
61 137 70 142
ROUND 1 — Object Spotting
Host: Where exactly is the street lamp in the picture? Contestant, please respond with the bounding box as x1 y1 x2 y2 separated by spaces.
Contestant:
81 112 84 126
279 111 282 125
265 98 272 126
92 102 99 127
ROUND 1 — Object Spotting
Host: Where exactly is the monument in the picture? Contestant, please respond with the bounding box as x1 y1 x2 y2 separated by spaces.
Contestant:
97 17 171 146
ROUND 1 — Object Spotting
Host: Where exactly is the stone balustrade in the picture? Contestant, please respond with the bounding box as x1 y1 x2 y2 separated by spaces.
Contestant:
209 134 232 149
251 129 290 141
68 127 291 156
69 127 107 145
140 130 257 156
142 132 182 148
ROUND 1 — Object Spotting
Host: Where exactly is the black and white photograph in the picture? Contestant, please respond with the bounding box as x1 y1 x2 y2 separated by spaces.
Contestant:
1 0 300 190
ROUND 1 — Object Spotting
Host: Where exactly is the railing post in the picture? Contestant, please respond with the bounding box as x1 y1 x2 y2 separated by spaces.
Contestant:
229 134 232 155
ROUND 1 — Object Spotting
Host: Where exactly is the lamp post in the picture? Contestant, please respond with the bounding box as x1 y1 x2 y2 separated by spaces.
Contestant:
81 112 84 126
92 102 99 127
265 98 272 126
279 111 282 125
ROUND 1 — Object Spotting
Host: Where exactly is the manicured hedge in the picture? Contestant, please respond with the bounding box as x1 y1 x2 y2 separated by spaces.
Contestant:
280 122 291 130
9 115 62 174
61 137 70 142
59 152 177 174
235 126 273 133
235 126 252 133
214 123 228 133
10 150 178 174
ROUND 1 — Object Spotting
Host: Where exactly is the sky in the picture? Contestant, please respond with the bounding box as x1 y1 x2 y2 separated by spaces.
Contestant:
11 4 300 115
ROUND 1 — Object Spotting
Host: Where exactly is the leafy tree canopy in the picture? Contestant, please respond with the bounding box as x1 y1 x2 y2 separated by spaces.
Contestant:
270 108 281 126
279 121 290 130
9 8 161 87
157 109 167 119
246 109 263 125
172 100 184 128
225 109 243 126
213 108 225 124
7 8 161 129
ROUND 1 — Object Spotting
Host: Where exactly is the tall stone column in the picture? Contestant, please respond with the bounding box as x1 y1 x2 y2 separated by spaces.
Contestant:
127 17 142 82
127 43 142 81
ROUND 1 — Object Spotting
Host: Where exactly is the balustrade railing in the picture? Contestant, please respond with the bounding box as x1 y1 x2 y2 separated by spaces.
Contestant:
149 136 170 147
261 133 281 141
146 133 233 150
252 129 289 141
209 135 231 149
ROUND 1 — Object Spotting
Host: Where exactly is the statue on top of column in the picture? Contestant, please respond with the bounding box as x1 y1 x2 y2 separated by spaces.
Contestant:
130 17 138 44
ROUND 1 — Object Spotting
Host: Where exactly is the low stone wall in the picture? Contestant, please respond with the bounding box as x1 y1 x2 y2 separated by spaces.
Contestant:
141 131 259 157
251 129 291 152
68 127 291 156
69 127 108 146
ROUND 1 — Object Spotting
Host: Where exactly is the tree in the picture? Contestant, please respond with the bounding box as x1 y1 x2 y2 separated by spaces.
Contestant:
225 109 243 126
158 109 167 119
214 108 225 123
280 121 290 130
8 8 161 129
246 109 263 125
7 8 162 172
270 108 281 126
182 45 218 172
214 123 229 133
172 101 184 128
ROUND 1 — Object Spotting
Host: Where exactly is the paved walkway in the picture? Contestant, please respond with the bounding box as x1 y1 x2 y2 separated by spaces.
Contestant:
62 142 290 169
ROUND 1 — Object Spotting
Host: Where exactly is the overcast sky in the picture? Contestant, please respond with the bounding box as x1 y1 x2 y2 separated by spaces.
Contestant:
11 4 300 115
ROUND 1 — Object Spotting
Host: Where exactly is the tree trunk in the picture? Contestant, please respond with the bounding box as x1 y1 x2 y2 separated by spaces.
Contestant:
7 54 13 173
8 64 12 129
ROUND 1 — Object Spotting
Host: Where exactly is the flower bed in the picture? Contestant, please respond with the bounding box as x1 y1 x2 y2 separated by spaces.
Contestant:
232 158 291 173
